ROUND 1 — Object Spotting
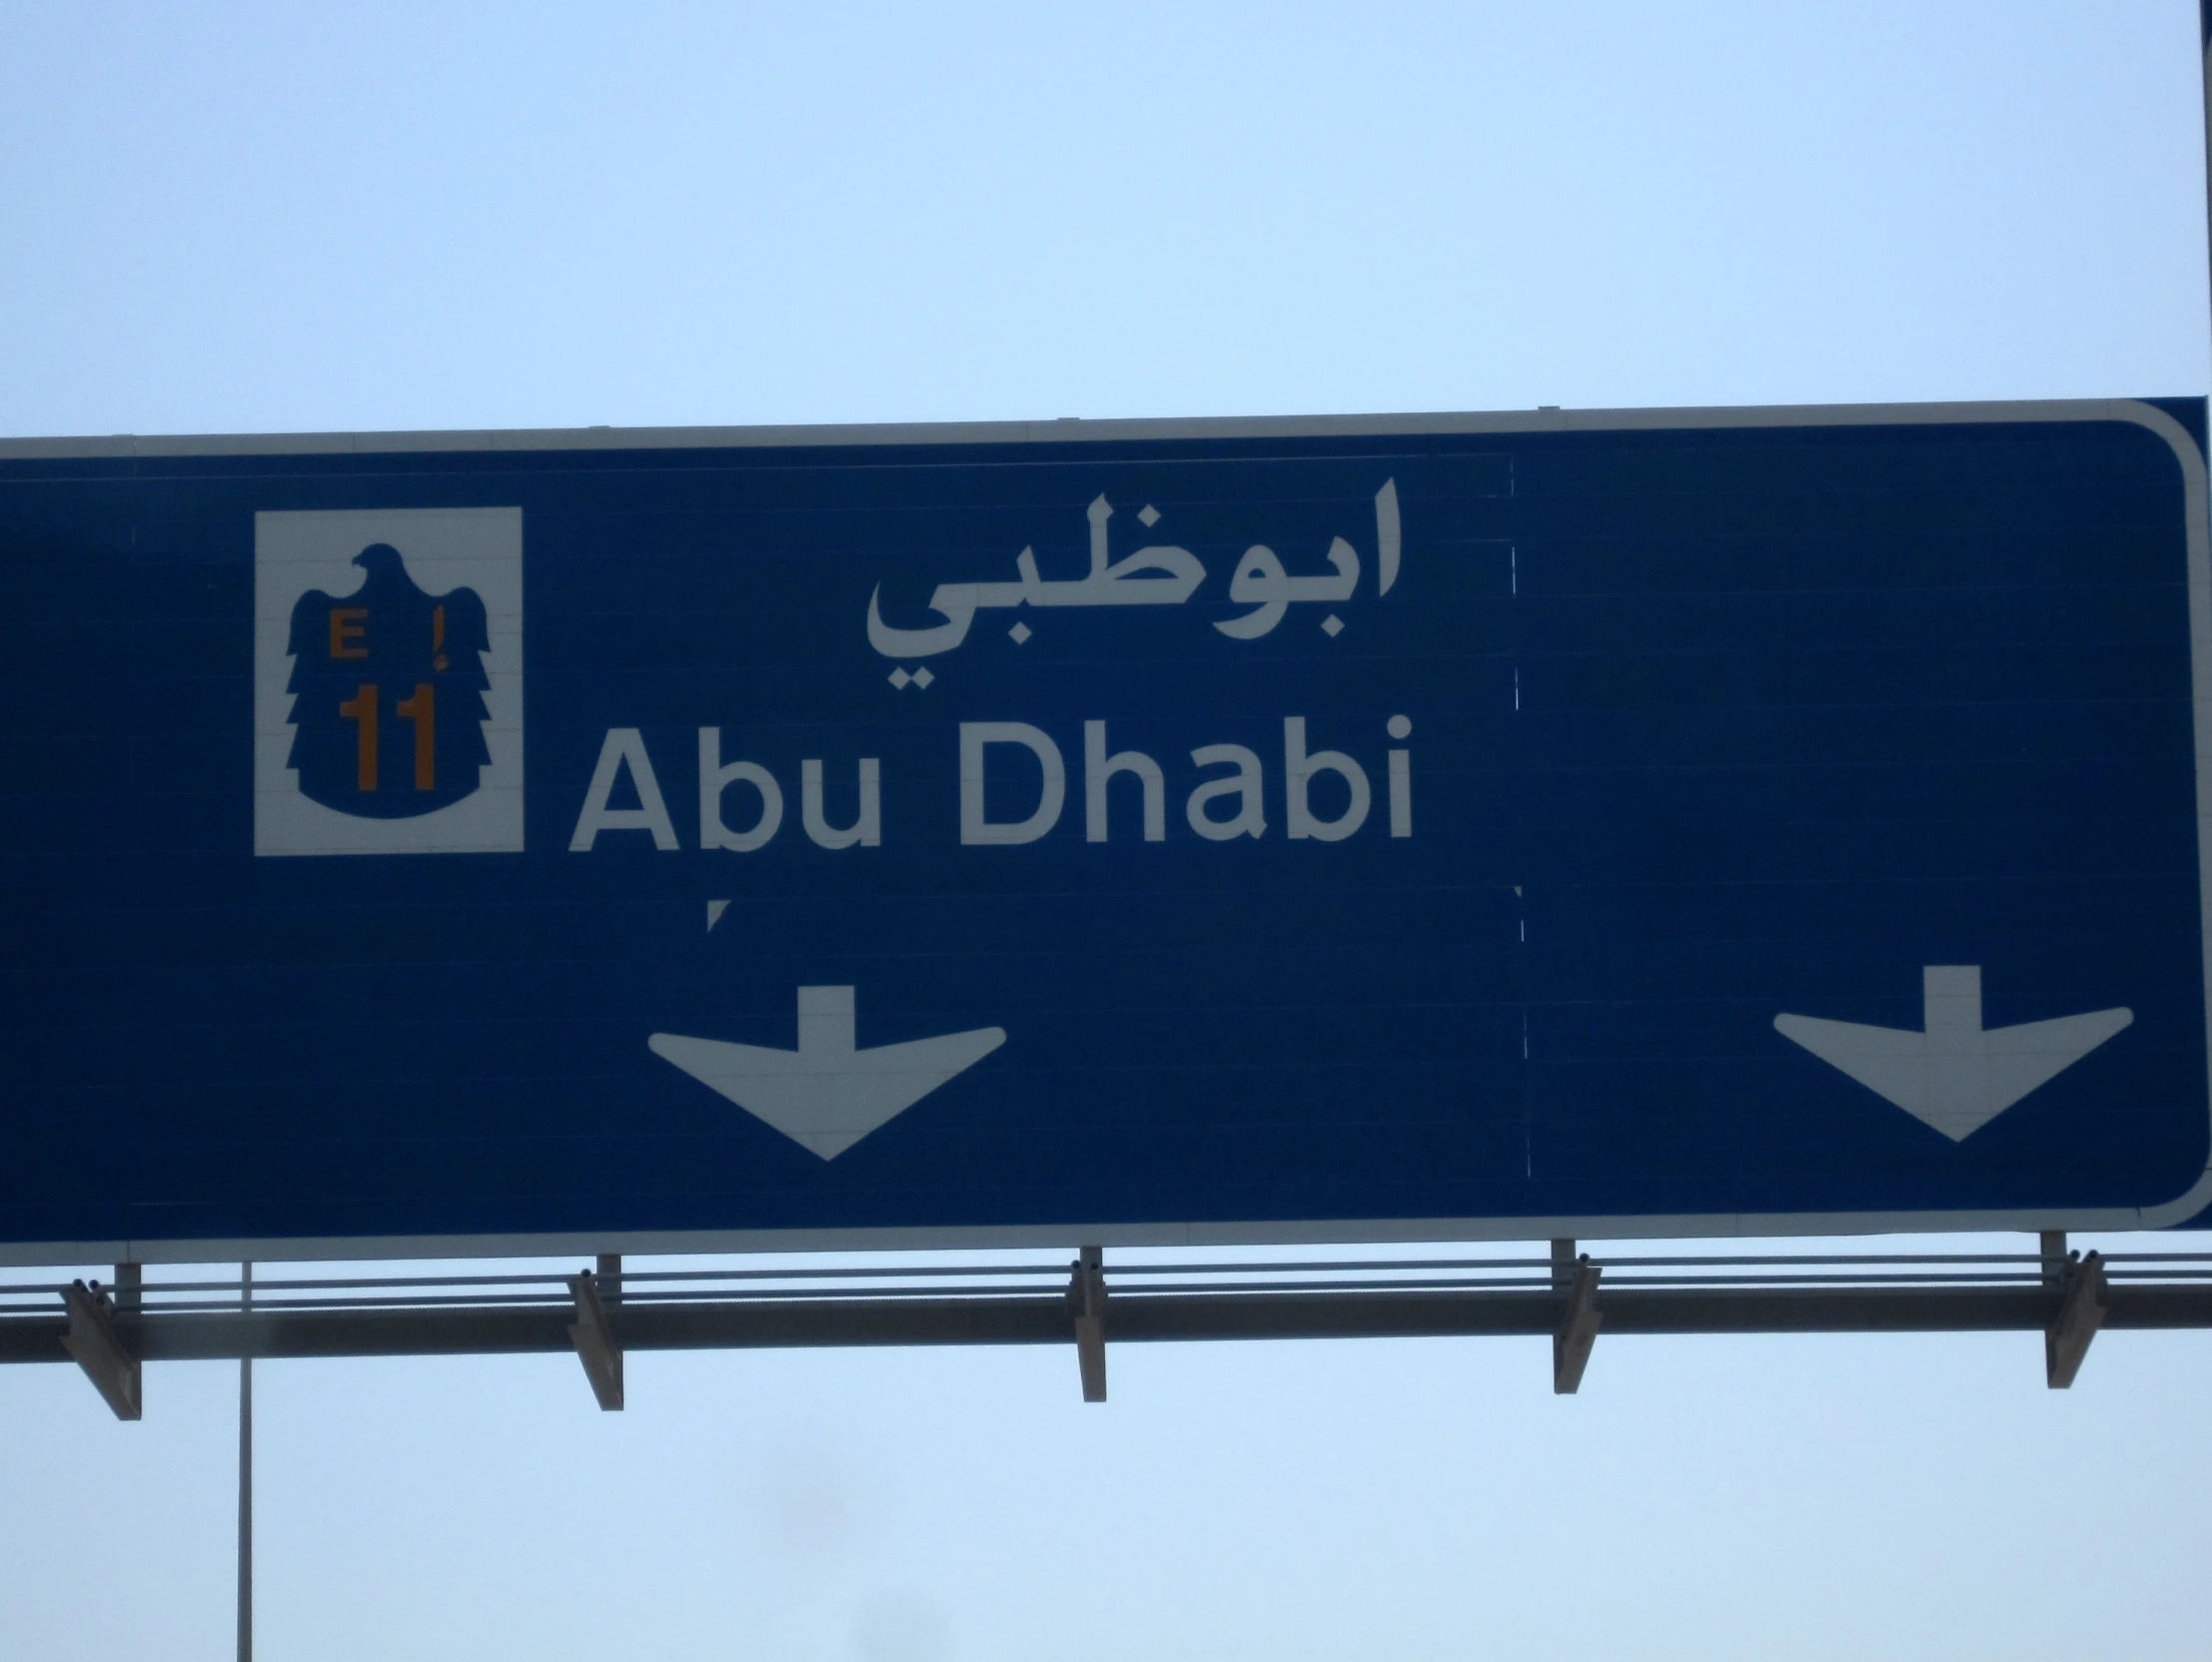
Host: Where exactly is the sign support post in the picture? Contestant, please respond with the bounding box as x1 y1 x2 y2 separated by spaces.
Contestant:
238 1261 253 1662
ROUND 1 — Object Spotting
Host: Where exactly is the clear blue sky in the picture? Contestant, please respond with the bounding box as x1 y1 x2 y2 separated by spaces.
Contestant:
3 5 2210 1660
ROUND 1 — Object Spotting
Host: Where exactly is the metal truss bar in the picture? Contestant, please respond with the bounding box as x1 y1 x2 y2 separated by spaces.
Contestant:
10 1252 2211 1316
6 1280 2211 1368
34 1254 2212 1316
25 1264 2180 1319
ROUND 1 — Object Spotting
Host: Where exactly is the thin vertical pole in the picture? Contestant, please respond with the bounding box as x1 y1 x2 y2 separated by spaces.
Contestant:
238 1260 253 1662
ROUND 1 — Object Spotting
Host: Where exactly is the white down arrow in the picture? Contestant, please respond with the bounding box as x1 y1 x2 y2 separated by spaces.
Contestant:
649 986 1005 1160
1773 965 2131 1143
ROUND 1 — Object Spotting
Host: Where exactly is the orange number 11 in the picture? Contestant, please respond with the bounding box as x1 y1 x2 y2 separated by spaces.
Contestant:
338 683 436 792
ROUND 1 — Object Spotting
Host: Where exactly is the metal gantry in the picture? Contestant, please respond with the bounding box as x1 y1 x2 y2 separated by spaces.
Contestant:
8 1236 2212 1416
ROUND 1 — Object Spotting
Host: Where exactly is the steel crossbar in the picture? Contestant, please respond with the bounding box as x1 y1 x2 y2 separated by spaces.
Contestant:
6 1247 2210 1402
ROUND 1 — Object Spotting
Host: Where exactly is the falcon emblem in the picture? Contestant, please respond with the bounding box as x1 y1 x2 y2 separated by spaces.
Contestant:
285 543 492 818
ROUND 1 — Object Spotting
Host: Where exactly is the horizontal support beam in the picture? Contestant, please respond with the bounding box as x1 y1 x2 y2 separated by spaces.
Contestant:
6 1281 2212 1367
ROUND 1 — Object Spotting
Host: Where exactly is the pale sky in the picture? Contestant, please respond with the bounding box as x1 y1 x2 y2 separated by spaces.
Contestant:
3 5 2211 1660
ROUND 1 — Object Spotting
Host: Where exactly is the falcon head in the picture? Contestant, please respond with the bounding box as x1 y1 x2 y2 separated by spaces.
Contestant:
353 542 408 577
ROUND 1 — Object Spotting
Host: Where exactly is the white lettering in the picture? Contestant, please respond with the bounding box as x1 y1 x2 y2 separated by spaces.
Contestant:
570 728 679 852
697 727 783 852
802 757 881 849
960 722 1066 845
1284 717 1370 842
1187 744 1267 841
1084 720 1164 842
1387 713 1413 838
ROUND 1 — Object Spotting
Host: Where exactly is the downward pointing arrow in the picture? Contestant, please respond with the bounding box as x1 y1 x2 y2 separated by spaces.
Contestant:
649 986 1005 1160
1774 965 2131 1143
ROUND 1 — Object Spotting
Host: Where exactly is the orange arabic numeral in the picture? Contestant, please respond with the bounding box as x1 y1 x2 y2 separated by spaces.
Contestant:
338 683 378 791
395 682 435 790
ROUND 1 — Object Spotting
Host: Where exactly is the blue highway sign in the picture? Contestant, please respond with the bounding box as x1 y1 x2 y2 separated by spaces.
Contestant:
2 400 2208 1260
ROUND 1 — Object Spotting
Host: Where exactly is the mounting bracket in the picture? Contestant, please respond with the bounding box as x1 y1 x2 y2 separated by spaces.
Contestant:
1069 1245 1106 1402
1553 1253 1604 1395
2045 1250 2106 1389
61 1279 141 1420
566 1269 624 1411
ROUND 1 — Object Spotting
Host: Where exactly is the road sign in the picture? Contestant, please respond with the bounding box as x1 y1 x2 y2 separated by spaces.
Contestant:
2 400 2207 1261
